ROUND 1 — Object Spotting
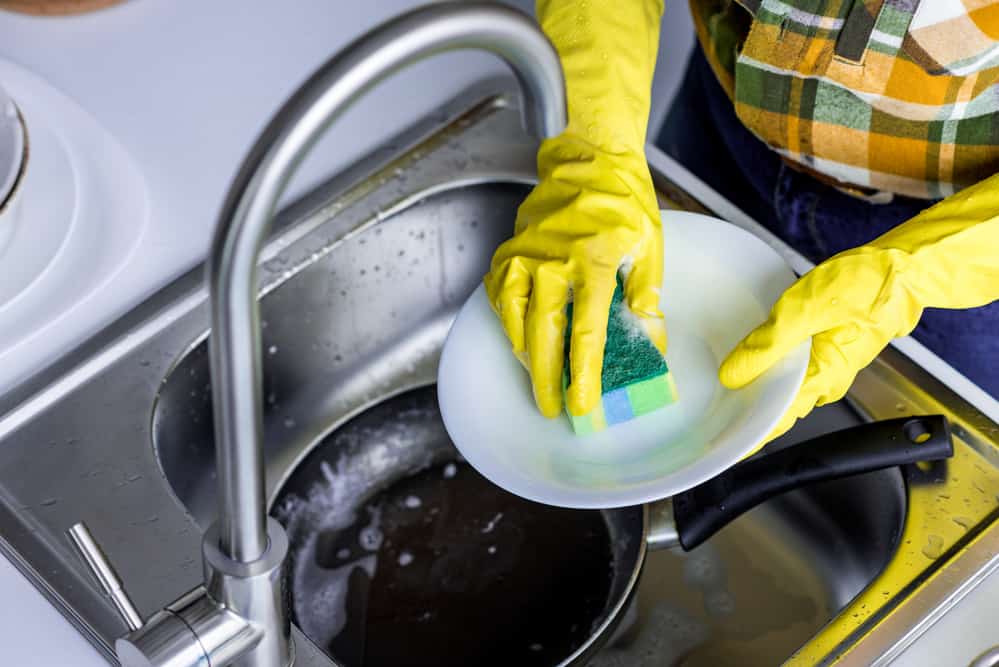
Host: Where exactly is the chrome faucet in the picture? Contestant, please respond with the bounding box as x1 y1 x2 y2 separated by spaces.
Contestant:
68 3 566 666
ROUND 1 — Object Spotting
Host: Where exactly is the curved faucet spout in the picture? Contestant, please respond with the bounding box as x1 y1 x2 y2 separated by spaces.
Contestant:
207 2 567 564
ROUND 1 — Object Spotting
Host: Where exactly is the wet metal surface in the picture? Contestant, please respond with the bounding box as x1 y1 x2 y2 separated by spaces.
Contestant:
0 80 997 665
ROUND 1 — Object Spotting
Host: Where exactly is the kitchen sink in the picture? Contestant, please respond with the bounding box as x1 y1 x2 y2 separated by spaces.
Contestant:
1 79 998 666
151 179 904 666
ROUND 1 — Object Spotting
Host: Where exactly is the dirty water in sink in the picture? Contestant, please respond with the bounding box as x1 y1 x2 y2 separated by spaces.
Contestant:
271 386 904 666
273 386 615 667
347 463 610 666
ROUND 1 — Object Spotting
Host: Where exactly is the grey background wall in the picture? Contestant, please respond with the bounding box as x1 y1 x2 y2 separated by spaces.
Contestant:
651 0 697 135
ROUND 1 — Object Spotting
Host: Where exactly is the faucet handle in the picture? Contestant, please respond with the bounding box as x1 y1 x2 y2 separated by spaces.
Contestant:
68 522 264 667
66 522 144 632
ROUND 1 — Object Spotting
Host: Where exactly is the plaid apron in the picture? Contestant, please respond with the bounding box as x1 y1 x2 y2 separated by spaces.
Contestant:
690 0 999 199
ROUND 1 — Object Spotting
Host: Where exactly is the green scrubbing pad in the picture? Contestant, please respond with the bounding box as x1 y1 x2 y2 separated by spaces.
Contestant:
563 280 678 435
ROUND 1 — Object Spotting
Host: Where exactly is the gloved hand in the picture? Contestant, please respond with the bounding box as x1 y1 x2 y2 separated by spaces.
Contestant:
720 173 999 446
485 0 666 418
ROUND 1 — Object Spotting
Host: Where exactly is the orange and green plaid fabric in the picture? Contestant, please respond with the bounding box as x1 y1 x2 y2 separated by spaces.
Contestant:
690 0 999 199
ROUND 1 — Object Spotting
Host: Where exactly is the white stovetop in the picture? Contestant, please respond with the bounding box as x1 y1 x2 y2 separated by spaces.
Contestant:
0 1 993 665
0 0 538 394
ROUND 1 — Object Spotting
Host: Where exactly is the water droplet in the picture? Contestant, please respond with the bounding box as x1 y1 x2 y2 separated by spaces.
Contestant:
268 345 278 355
705 590 736 616
138 359 151 367
359 526 383 551
283 417 296 429
922 534 944 559
953 516 972 530
337 548 350 560
443 463 457 479
481 512 504 534
487 545 497 555
398 551 414 567
404 495 422 509
129 515 160 526
39 498 58 507
529 643 543 652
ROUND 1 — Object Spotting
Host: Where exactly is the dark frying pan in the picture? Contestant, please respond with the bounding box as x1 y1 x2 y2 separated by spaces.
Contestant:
565 414 952 665
272 387 952 667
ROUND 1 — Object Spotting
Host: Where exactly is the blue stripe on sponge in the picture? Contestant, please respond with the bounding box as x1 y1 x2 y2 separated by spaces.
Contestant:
602 388 634 425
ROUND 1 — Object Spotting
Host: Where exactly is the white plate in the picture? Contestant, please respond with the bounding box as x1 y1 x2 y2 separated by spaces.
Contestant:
437 210 810 508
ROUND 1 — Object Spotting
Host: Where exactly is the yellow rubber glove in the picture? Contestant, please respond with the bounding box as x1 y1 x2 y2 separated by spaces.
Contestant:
484 0 666 418
720 173 999 446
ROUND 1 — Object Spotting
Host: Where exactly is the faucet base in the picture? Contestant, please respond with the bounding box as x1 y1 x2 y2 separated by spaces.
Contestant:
203 517 294 667
115 607 208 667
111 519 292 667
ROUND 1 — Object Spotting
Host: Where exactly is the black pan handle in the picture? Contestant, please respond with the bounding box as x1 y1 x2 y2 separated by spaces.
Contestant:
671 415 952 551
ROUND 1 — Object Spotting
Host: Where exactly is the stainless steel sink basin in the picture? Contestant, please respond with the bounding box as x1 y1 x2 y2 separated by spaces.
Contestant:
1 79 998 666
150 178 904 665
153 182 522 532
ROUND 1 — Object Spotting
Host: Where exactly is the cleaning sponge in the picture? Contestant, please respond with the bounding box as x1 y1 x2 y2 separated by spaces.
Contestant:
563 281 678 435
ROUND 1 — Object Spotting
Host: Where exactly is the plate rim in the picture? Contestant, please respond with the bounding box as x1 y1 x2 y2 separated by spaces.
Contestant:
438 209 810 508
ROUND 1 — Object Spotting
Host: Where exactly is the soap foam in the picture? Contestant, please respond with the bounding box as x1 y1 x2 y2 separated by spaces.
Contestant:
272 393 451 652
274 456 386 652
615 300 655 345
